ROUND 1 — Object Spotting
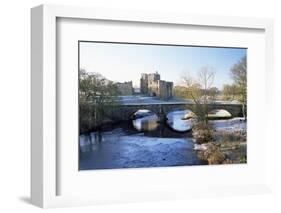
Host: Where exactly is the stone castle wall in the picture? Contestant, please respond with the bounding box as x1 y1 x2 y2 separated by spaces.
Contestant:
116 81 134 95
140 72 173 100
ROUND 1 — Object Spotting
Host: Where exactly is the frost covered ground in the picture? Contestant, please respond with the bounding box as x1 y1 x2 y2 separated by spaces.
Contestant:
210 117 246 133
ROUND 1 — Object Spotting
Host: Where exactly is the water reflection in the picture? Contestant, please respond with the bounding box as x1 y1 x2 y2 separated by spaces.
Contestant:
79 109 221 170
208 109 232 119
166 110 195 132
132 110 159 131
80 132 103 153
131 109 195 132
79 127 203 170
79 108 245 170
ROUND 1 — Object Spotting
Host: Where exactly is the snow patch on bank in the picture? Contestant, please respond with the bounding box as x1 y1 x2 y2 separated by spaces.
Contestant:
210 117 246 133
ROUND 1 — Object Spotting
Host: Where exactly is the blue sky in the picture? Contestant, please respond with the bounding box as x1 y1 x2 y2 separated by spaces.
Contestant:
79 42 246 90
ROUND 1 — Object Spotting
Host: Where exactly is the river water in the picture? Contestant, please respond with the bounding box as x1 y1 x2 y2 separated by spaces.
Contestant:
79 110 245 170
79 110 207 170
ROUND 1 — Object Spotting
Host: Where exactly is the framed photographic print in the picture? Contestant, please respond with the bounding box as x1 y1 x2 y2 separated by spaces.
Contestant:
31 4 274 208
78 41 247 170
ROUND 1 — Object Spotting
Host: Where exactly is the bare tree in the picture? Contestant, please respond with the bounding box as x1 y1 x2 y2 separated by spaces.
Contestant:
182 72 195 88
197 65 215 102
208 87 220 101
222 84 239 101
181 66 215 124
196 66 215 123
230 56 247 119
79 69 119 133
181 72 201 100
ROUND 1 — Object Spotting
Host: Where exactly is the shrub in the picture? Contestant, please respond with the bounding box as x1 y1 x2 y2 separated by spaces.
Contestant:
192 122 213 144
197 143 226 164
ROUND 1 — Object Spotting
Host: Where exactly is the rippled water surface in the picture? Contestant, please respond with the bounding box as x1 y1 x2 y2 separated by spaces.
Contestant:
80 110 204 170
79 109 245 170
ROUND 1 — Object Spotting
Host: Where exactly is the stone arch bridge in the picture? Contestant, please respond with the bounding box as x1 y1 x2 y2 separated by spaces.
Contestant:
106 102 244 122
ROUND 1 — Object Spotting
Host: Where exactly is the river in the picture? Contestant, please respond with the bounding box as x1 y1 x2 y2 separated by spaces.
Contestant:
79 110 245 170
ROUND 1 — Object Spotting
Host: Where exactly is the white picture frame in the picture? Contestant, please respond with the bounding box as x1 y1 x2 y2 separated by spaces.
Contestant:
31 4 274 208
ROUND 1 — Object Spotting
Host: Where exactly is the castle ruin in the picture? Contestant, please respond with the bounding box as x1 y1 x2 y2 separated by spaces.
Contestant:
140 72 173 100
116 81 134 95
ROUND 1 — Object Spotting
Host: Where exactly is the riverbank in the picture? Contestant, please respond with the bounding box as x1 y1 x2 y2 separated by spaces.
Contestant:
193 118 247 164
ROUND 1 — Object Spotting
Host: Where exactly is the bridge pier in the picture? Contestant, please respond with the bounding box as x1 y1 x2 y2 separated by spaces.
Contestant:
157 112 167 123
157 105 167 123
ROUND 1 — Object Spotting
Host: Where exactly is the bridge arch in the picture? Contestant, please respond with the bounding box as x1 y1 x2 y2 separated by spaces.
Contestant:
128 109 159 120
165 108 197 119
109 102 243 121
166 109 197 132
129 109 159 132
207 109 232 119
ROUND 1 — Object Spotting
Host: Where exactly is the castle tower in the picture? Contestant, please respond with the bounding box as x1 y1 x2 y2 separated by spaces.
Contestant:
140 71 173 99
140 73 148 94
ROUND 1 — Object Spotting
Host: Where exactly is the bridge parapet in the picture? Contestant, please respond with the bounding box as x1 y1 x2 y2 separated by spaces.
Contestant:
109 102 244 121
